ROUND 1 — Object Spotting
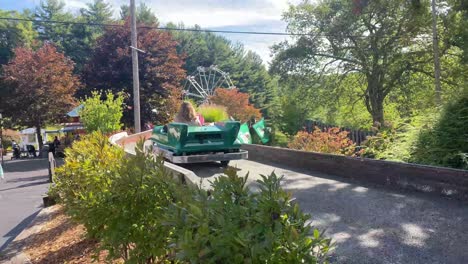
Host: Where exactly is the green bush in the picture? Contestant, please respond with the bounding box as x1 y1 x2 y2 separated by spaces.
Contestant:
55 133 332 263
165 168 332 263
97 145 190 263
410 93 468 169
197 104 229 122
80 91 124 134
54 132 124 237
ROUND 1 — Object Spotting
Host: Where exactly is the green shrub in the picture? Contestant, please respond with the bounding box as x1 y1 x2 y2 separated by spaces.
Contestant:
80 91 124 134
54 132 124 237
410 93 468 169
197 104 229 122
165 168 332 263
97 145 190 263
361 114 438 162
55 133 332 263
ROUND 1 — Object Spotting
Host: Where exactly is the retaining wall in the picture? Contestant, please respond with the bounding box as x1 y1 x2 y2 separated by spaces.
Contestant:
242 144 468 200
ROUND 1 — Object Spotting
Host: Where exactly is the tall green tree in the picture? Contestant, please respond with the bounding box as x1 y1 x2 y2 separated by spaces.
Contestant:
0 10 36 66
0 10 37 100
271 0 431 124
446 0 468 63
120 3 158 25
34 0 73 47
81 0 113 25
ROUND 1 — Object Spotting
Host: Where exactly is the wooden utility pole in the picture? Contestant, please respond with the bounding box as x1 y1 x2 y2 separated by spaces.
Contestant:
130 0 141 132
431 0 442 105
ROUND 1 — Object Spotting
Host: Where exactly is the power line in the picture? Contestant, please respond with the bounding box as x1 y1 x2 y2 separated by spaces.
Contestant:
0 17 434 40
0 17 302 36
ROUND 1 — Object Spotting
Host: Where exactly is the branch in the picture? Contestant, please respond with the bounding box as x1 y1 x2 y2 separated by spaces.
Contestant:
309 52 360 66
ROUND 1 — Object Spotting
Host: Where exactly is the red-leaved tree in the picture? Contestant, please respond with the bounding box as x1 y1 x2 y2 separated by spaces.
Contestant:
209 88 262 123
81 19 186 127
2 44 79 150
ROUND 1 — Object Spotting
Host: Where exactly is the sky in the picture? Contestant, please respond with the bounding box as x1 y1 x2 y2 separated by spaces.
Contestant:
2 0 301 66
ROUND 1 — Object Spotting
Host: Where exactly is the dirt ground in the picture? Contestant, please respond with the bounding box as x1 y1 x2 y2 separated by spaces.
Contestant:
21 205 116 264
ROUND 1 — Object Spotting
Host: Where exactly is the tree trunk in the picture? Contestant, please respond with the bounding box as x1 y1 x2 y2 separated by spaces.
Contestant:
370 100 384 125
365 75 385 126
431 0 442 105
36 125 43 156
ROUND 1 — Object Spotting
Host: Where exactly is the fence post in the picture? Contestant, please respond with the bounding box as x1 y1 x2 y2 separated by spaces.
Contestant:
48 152 56 183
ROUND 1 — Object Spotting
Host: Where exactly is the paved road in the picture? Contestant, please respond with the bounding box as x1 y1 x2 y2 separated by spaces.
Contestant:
0 158 50 252
185 159 468 264
124 141 468 263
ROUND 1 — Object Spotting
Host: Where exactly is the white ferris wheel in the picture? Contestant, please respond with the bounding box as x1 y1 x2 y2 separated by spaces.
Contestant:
183 65 236 101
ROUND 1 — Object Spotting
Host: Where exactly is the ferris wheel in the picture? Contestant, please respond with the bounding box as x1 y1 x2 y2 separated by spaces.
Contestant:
183 65 236 101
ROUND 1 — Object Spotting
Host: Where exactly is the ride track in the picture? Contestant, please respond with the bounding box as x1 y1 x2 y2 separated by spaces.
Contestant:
111 130 468 264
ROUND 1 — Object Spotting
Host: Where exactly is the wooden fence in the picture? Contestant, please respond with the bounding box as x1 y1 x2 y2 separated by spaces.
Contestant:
304 120 374 145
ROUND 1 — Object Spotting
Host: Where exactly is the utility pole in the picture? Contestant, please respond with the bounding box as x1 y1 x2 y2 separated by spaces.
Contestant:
431 0 442 105
130 0 141 132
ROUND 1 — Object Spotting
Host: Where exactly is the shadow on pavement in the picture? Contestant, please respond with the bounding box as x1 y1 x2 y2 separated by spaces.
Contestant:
276 168 468 263
2 159 49 173
0 180 50 192
0 210 41 254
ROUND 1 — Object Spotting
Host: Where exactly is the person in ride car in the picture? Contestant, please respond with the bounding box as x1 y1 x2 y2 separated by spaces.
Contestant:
174 101 202 126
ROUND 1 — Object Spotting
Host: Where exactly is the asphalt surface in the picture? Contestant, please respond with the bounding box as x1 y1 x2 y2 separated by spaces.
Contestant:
0 157 50 252
183 160 468 264
119 141 468 263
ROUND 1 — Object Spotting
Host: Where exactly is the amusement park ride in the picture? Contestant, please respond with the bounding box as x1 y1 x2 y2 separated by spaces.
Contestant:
183 65 236 102
151 65 249 167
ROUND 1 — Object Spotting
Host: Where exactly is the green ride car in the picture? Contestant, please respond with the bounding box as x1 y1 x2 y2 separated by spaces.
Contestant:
150 121 248 167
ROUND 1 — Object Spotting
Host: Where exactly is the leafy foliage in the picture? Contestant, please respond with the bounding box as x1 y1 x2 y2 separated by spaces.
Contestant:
54 133 331 263
1 43 79 149
119 2 158 25
54 132 125 237
210 88 262 122
197 104 228 122
288 127 356 156
81 19 185 128
0 10 36 66
166 167 332 263
272 0 430 124
410 93 468 169
80 91 124 134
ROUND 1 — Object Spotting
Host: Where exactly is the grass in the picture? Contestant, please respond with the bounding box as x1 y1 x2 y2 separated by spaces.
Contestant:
197 104 229 122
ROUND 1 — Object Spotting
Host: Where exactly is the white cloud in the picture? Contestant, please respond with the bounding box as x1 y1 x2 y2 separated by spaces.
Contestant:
54 0 301 64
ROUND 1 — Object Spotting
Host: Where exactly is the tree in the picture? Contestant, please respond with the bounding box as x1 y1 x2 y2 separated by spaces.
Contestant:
81 19 185 127
34 0 73 47
410 89 468 169
120 3 158 25
271 0 430 124
80 0 113 25
1 44 79 150
0 10 36 66
0 10 37 101
80 91 124 134
446 0 468 63
210 88 262 122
